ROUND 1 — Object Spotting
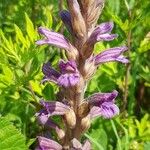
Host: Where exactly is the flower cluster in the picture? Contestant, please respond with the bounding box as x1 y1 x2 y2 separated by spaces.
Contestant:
35 0 128 149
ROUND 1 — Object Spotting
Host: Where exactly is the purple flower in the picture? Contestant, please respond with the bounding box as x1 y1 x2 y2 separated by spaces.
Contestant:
88 22 118 44
36 27 79 60
42 60 80 87
36 136 62 150
37 100 70 118
42 62 60 84
58 60 80 87
94 46 129 65
36 27 72 50
82 22 119 58
87 90 119 119
36 100 70 126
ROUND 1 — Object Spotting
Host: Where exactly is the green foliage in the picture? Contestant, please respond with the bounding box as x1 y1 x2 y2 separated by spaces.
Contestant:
0 117 27 150
0 0 150 149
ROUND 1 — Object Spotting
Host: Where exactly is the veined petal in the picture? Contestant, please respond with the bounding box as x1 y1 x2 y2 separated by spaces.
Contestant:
96 46 128 57
89 106 102 118
88 90 119 119
58 73 80 87
115 55 129 63
57 60 80 87
100 102 119 118
89 103 119 119
36 27 73 50
40 100 70 116
97 33 118 41
94 46 128 65
88 90 118 105
37 136 62 150
92 22 114 36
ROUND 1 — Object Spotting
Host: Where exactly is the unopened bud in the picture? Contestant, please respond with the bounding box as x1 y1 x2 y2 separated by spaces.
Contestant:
81 115 91 133
56 128 65 140
83 58 96 79
78 102 90 118
68 45 79 60
67 0 86 38
64 109 76 129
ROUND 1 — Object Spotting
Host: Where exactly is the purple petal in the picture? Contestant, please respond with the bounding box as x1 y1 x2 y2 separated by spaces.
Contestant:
115 55 129 63
89 103 119 119
100 102 119 118
88 90 118 105
82 140 91 150
71 138 82 149
97 33 118 41
42 62 60 84
83 22 116 53
37 136 62 150
36 27 73 50
58 73 80 87
60 10 73 33
89 106 102 118
92 22 114 36
40 100 70 116
36 110 49 125
94 46 128 65
59 60 77 73
88 90 119 119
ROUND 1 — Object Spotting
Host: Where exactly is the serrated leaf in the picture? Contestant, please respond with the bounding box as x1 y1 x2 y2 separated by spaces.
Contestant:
14 24 26 46
25 13 35 42
44 6 53 28
0 117 27 150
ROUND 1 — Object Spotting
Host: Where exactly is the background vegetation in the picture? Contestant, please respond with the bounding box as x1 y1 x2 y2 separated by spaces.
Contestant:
0 0 150 149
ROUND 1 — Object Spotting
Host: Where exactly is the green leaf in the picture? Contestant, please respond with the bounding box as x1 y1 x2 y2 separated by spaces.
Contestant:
14 24 26 46
84 133 105 150
0 117 27 150
44 6 53 28
85 128 107 150
25 13 35 42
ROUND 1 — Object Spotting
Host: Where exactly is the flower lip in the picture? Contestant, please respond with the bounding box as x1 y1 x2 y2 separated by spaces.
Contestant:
41 60 80 87
88 90 119 119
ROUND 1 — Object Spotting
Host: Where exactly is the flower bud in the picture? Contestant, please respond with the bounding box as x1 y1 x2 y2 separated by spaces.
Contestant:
56 128 65 140
64 109 76 129
83 58 96 79
80 115 91 133
78 102 90 118
67 0 86 38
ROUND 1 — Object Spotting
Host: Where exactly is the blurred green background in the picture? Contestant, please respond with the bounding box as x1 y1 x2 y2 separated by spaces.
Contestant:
0 0 150 149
